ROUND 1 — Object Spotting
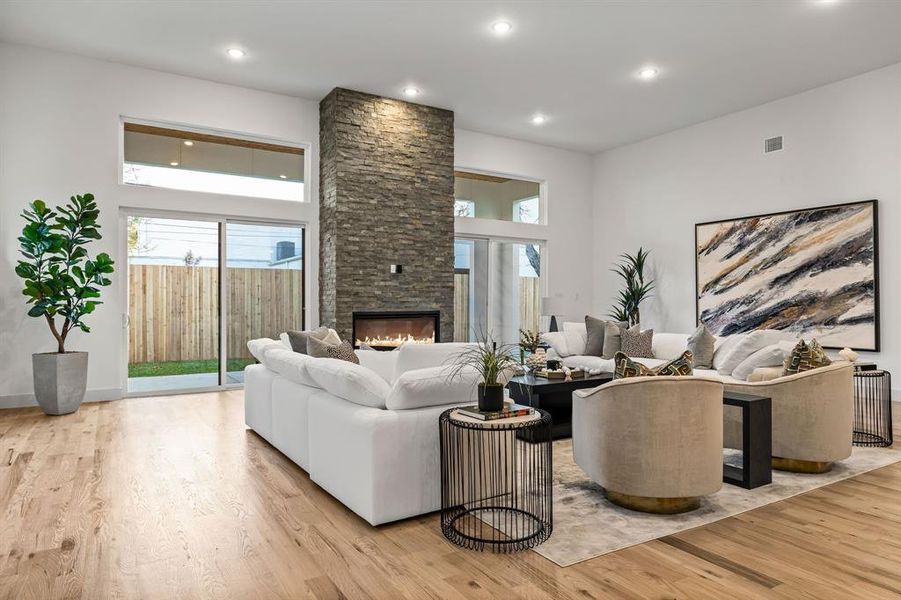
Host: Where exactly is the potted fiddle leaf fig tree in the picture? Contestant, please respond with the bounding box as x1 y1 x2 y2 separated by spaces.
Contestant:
16 194 114 415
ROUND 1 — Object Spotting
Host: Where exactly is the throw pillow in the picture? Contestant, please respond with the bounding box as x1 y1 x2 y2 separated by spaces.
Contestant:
613 352 654 379
654 350 695 376
601 321 625 359
687 324 716 369
621 325 654 358
731 342 792 381
307 337 360 364
286 327 329 355
783 339 832 375
716 329 787 375
613 350 694 379
585 316 627 357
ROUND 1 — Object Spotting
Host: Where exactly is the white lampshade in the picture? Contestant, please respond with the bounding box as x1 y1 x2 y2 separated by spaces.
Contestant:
541 296 566 316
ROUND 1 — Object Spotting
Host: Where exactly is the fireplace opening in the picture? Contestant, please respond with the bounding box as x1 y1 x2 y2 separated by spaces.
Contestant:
352 310 439 350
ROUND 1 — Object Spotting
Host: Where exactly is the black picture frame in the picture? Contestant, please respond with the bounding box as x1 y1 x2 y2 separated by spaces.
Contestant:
694 199 880 352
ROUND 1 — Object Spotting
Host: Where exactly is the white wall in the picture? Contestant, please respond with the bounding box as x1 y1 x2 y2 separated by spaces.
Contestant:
0 43 320 406
455 129 596 324
592 61 901 378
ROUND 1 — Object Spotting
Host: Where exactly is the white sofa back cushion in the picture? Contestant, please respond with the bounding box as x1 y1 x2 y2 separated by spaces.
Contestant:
731 340 795 381
305 358 392 409
652 333 690 361
542 331 570 357
247 338 284 362
716 330 789 375
385 365 479 410
262 347 317 387
393 343 475 379
356 349 400 384
561 322 588 356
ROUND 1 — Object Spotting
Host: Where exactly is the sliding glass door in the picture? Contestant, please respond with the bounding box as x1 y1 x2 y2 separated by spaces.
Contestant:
127 213 304 395
454 237 544 345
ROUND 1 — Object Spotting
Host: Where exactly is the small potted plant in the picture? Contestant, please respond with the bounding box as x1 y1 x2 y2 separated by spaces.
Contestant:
449 334 518 412
16 194 114 415
518 328 540 363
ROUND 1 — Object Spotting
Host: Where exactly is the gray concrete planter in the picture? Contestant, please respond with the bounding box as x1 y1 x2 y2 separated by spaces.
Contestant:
32 352 88 415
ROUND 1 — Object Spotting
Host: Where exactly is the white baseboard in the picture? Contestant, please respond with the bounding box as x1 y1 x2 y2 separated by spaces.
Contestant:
0 388 123 410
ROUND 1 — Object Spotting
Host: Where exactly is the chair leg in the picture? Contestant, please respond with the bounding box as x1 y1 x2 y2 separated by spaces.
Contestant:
772 457 833 474
606 491 701 514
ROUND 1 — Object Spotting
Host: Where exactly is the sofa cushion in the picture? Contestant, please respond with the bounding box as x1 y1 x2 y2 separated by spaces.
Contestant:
652 332 690 361
717 330 787 375
783 339 832 376
732 341 794 381
687 325 716 368
261 347 317 387
561 355 615 372
385 365 479 410
712 334 743 371
621 326 654 358
356 349 399 384
542 331 571 357
562 321 588 356
305 358 391 409
247 338 283 362
394 343 475 378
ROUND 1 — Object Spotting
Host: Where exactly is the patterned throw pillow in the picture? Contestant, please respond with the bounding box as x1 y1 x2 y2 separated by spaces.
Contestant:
614 350 694 379
783 339 832 375
621 326 654 358
307 337 360 364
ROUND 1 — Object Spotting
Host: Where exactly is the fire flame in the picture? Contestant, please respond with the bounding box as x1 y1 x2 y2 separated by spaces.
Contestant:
355 332 435 348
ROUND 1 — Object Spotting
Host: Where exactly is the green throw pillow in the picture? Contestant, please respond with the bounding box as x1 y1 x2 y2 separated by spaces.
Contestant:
783 339 832 376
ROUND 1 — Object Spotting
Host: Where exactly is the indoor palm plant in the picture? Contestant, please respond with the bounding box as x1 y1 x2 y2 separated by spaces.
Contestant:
16 194 115 415
608 247 654 327
449 333 519 411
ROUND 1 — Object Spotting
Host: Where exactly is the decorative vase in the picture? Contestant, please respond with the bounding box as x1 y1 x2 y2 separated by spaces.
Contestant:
477 383 504 412
32 352 88 415
525 350 546 372
839 347 859 363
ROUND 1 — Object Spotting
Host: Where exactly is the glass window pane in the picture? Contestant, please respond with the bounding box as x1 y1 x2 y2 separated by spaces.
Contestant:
489 241 542 345
454 171 541 223
127 217 220 393
123 124 304 201
226 223 304 383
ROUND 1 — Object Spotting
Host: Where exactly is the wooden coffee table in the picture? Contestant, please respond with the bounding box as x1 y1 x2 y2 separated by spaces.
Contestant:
506 372 613 440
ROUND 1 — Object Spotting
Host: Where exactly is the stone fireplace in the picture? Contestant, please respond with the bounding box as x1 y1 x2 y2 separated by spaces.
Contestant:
352 310 439 350
319 88 455 341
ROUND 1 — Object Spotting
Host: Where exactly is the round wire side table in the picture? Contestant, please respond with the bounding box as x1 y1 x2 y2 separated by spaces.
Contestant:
439 408 553 553
853 369 893 447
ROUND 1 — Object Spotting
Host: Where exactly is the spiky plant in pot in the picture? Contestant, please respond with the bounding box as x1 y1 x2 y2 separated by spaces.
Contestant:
608 247 654 328
448 332 519 411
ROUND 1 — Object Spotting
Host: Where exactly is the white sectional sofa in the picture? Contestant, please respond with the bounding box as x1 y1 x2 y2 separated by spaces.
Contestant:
243 339 480 526
543 321 801 383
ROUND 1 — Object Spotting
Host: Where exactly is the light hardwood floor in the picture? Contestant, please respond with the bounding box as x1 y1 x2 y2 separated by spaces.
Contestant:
1 392 899 599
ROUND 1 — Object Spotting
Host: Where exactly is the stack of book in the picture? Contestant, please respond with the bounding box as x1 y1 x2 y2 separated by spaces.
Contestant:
456 401 534 421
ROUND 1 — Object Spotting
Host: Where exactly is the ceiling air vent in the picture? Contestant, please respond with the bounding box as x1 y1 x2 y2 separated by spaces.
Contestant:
765 136 783 153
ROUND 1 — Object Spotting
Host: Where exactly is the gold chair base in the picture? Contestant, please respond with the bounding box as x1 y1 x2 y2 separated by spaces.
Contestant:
606 491 701 514
772 457 833 474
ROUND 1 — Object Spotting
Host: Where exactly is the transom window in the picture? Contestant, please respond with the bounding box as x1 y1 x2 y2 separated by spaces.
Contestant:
454 171 541 224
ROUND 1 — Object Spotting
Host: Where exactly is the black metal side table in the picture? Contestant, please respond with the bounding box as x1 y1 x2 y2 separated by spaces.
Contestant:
853 369 893 447
439 408 553 552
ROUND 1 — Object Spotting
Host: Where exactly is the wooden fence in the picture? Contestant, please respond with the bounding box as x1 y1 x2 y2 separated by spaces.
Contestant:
128 264 303 364
452 271 541 341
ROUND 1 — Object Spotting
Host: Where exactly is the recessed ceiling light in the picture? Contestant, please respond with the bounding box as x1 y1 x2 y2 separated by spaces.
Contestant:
403 86 420 97
491 21 513 35
279 174 287 179
638 66 659 80
170 161 179 166
226 48 246 59
183 140 193 146
531 114 546 125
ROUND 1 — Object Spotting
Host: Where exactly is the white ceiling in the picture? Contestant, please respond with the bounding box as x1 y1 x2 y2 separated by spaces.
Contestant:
3 1 901 153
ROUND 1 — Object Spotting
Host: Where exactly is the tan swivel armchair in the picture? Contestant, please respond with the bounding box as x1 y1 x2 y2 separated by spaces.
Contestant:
572 377 725 514
724 363 853 473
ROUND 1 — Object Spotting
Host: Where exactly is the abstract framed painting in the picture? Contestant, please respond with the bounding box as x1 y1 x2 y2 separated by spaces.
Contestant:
695 200 879 351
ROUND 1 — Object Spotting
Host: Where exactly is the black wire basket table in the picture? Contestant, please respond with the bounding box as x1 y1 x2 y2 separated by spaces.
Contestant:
853 369 893 447
439 408 553 553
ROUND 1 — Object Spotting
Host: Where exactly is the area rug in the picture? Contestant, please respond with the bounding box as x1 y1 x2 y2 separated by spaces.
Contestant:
532 440 901 567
